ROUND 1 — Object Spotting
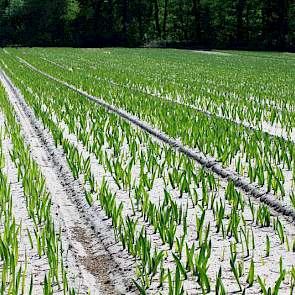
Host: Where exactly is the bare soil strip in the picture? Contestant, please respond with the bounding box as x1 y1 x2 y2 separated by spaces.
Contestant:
0 70 136 295
15 56 295 222
192 50 232 56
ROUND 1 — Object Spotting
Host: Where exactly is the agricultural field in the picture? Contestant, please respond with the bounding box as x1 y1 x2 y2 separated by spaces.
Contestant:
0 47 294 295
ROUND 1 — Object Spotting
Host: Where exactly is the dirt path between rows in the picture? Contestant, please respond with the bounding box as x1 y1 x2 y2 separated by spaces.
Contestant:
0 70 136 295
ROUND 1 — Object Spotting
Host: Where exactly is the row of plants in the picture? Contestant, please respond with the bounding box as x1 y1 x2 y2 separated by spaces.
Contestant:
0 122 29 294
0 83 78 294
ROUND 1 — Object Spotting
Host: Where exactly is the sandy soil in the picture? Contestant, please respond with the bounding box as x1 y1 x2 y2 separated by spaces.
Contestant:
192 51 232 56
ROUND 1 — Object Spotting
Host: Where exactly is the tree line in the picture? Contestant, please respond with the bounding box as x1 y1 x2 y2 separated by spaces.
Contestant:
0 0 294 51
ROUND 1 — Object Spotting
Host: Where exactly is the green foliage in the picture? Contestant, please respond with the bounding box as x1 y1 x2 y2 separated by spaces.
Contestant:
63 0 80 22
0 0 294 49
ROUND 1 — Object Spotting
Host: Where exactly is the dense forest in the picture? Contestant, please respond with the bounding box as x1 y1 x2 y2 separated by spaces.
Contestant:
0 0 294 51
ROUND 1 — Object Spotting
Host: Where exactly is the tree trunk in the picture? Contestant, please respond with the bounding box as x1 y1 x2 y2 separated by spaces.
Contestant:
192 0 201 43
108 0 114 32
277 0 288 50
178 1 184 40
138 1 144 41
162 0 168 40
123 0 128 36
94 0 101 26
236 0 245 47
245 2 249 44
154 0 161 39
94 0 101 16
262 0 273 48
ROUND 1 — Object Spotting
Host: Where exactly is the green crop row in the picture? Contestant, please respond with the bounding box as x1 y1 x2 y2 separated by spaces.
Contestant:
0 84 78 294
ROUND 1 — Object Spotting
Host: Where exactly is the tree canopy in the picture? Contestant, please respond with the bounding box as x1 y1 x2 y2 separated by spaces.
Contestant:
0 0 294 50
